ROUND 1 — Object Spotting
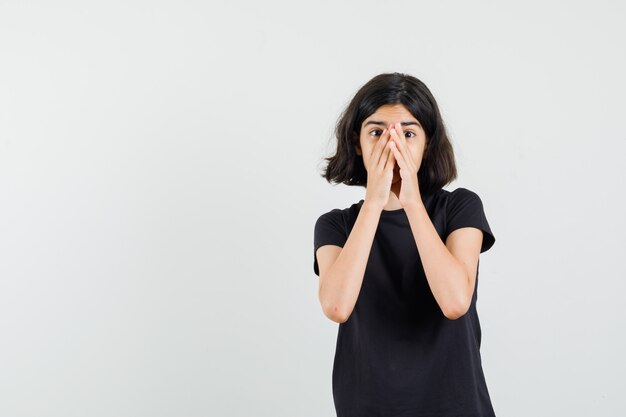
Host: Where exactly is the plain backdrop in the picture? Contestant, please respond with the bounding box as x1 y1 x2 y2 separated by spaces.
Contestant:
1 1 625 416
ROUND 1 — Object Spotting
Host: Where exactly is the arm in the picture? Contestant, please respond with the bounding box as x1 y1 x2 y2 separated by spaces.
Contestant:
404 201 483 320
316 202 383 323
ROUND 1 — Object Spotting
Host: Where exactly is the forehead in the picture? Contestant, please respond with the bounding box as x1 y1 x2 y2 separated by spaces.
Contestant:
362 104 420 127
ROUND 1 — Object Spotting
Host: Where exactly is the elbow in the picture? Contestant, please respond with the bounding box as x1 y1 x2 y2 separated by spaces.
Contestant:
443 273 473 320
322 303 350 323
443 309 465 321
318 277 351 323
442 300 470 321
319 292 350 323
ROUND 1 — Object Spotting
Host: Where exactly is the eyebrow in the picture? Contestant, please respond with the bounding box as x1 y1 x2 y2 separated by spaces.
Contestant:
363 120 421 127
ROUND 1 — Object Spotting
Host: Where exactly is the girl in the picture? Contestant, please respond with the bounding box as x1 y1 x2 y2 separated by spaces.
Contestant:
313 72 497 416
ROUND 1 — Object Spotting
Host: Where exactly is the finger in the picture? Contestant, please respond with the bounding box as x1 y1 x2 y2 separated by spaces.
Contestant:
370 130 385 165
384 141 395 171
389 141 406 170
379 138 392 170
374 128 391 167
390 123 414 170
389 125 410 167
394 122 409 149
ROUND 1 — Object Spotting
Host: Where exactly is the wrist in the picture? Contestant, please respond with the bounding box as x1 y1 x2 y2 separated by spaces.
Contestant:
403 198 425 212
362 200 384 215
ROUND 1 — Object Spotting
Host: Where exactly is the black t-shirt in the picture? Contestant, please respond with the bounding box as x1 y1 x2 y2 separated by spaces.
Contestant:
313 187 497 417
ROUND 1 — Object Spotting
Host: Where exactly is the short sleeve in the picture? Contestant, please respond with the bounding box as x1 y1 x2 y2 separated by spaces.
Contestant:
444 188 496 253
313 209 347 276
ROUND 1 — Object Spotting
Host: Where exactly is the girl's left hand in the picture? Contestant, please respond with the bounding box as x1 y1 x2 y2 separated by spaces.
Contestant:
388 122 425 208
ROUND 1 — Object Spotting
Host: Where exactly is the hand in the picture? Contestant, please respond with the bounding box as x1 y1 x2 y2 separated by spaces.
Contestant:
388 122 424 208
364 127 396 210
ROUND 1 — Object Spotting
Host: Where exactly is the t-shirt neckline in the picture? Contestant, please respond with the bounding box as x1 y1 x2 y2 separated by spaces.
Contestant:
357 191 437 217
357 200 408 216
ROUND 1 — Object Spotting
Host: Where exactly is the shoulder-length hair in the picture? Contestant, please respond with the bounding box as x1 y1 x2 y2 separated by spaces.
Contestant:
320 72 457 195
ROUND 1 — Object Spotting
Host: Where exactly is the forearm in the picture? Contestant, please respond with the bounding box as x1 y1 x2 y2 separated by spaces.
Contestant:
319 202 382 322
404 201 470 319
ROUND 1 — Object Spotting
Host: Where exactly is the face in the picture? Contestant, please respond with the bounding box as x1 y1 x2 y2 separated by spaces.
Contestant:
356 103 427 183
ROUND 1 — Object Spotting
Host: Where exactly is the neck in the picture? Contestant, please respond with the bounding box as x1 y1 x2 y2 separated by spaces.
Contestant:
383 181 403 210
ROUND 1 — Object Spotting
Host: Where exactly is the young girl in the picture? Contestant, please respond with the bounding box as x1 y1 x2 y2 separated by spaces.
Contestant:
313 72 497 417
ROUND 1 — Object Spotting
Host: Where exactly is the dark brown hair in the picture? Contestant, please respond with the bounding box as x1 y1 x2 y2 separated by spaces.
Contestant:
320 72 457 195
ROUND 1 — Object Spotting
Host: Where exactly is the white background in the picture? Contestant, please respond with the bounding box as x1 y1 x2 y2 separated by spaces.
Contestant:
1 1 625 416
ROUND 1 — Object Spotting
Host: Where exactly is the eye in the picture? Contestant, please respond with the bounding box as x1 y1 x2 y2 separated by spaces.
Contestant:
369 129 416 138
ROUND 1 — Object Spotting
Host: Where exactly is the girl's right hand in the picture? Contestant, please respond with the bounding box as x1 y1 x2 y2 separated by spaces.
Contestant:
364 127 396 211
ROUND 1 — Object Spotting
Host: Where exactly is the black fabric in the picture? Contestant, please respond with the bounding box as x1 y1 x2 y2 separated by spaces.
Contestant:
313 187 497 417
